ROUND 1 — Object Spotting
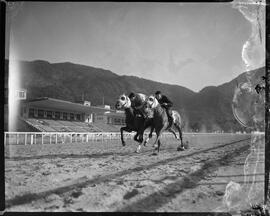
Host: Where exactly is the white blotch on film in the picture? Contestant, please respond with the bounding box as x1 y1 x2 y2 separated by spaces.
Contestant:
215 0 266 213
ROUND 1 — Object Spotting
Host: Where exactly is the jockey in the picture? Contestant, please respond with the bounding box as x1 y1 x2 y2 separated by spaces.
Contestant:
128 92 145 117
155 91 173 127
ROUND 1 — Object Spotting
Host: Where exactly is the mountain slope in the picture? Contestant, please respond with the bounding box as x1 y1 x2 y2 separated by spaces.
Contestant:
5 59 264 132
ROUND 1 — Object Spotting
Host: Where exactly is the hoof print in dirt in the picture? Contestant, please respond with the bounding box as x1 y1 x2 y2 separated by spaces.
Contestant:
64 197 74 205
117 181 123 185
56 163 64 167
215 190 224 196
42 171 51 176
45 205 59 210
76 208 85 212
71 190 83 198
123 189 139 200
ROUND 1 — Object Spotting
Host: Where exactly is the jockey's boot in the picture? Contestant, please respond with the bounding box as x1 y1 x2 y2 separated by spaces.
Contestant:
167 109 173 128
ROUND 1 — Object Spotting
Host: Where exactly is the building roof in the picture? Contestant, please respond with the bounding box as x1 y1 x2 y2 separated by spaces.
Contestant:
22 97 114 114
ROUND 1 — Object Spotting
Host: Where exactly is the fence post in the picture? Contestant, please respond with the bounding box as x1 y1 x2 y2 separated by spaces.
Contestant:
31 134 33 145
16 134 19 145
86 134 89 142
55 134 58 144
70 134 72 143
41 133 43 145
25 134 27 145
34 134 37 145
49 134 51 145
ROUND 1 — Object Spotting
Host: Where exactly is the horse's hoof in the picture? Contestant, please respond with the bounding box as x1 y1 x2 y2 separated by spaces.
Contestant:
177 146 185 151
153 144 158 149
152 152 158 156
135 149 141 153
122 142 126 146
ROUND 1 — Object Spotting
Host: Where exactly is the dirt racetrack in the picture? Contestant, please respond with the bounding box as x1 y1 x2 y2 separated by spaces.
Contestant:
5 133 264 212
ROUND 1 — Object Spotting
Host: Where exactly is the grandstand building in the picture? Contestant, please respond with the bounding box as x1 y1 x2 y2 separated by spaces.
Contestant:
5 95 126 132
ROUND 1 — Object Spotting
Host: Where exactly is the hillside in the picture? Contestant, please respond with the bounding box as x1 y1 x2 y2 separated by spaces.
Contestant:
4 59 265 132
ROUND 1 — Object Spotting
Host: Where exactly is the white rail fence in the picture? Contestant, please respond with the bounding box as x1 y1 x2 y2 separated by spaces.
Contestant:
4 131 243 146
4 131 176 146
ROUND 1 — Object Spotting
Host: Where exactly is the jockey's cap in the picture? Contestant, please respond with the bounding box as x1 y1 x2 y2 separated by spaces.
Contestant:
129 92 135 98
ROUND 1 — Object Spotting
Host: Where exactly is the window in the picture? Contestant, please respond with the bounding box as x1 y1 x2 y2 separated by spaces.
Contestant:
15 90 27 100
38 109 44 118
63 112 67 120
70 113 74 120
114 118 121 125
55 111 60 119
29 108 34 118
76 114 81 121
19 91 25 98
47 111 52 119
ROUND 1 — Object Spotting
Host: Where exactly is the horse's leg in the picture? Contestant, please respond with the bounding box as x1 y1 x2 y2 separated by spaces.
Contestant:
133 132 139 142
135 131 145 153
175 123 185 151
120 127 131 146
152 127 164 155
144 125 154 146
157 139 161 152
168 128 178 139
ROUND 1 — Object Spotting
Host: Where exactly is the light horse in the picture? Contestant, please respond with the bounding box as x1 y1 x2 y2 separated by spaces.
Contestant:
115 94 153 153
142 95 187 155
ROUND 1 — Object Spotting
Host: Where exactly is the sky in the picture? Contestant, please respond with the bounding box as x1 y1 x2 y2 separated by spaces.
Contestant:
6 2 262 92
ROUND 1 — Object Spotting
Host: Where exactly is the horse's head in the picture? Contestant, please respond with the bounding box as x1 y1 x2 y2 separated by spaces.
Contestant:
115 94 131 110
146 95 159 108
140 95 158 118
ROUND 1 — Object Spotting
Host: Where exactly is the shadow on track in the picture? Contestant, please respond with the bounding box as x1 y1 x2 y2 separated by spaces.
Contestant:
117 144 250 212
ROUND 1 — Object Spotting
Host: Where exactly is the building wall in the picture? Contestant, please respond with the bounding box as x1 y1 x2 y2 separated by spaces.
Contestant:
20 105 87 122
18 102 125 126
107 116 125 125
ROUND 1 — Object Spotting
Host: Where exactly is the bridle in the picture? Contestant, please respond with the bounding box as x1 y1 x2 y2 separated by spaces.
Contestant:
119 96 130 109
147 96 156 108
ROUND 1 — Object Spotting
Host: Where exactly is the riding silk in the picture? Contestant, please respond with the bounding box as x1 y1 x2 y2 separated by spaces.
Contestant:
157 95 173 108
157 95 173 127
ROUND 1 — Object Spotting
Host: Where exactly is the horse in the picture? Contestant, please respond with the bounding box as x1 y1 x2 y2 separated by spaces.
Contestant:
142 95 187 155
115 94 153 153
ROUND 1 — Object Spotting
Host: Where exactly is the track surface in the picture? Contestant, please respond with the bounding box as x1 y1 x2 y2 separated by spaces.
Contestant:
5 133 264 212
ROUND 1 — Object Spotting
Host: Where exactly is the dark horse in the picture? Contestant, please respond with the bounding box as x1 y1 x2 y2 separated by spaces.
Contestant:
115 94 153 153
142 95 187 155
